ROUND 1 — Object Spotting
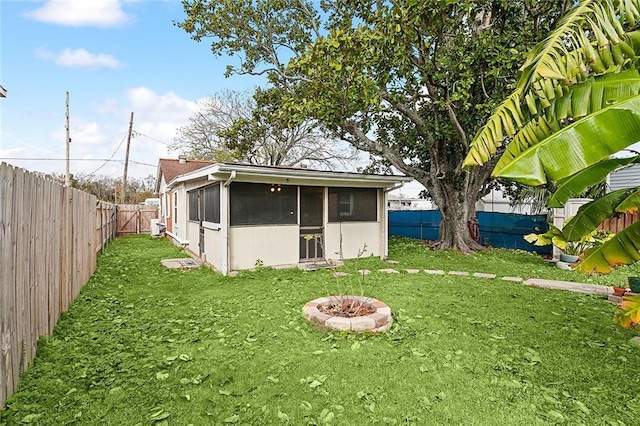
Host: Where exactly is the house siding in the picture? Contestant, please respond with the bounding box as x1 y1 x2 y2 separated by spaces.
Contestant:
325 222 383 260
204 228 222 271
229 225 299 270
609 164 640 191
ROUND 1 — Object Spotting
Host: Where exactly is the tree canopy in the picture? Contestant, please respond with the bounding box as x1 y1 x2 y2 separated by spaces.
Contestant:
171 88 359 169
464 0 640 273
178 0 572 251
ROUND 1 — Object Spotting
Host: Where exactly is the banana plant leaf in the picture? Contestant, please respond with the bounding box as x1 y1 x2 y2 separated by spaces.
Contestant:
549 155 640 207
562 187 640 240
506 70 640 160
616 296 640 328
464 0 640 169
575 221 640 273
492 94 640 186
617 187 640 213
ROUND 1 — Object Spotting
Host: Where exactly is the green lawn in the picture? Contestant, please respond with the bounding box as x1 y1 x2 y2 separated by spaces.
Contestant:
384 237 640 287
2 236 640 425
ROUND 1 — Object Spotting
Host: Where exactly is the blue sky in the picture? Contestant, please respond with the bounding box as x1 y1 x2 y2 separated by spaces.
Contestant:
0 0 262 181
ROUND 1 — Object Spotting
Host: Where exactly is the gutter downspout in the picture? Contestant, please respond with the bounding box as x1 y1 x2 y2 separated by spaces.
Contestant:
382 182 405 259
219 171 236 275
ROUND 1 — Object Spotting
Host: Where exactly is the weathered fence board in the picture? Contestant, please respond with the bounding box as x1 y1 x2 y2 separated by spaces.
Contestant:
116 204 157 235
0 162 117 409
598 212 640 233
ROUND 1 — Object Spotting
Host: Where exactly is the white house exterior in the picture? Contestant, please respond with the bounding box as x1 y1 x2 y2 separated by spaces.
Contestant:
163 162 411 275
609 163 640 191
155 157 215 240
387 195 436 210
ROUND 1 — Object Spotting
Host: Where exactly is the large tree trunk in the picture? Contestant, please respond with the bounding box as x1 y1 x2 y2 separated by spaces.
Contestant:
423 174 484 253
415 144 494 252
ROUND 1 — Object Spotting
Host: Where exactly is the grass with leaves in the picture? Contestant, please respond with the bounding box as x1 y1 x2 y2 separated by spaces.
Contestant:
1 235 640 425
382 237 640 287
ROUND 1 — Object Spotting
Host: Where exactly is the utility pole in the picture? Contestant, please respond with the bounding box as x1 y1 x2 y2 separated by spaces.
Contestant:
65 91 71 187
121 112 134 204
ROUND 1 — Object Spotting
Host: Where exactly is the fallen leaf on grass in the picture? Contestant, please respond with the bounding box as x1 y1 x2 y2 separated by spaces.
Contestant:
149 409 170 421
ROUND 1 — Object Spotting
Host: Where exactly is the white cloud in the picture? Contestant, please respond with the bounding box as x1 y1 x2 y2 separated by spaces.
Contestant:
3 87 200 179
35 47 124 69
51 119 107 147
68 87 200 178
126 87 199 121
25 0 131 27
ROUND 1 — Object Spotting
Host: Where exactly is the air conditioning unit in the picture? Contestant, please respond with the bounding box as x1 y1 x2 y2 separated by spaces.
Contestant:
151 220 165 237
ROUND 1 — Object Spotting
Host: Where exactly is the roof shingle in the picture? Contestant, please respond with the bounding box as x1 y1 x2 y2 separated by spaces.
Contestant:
156 158 215 191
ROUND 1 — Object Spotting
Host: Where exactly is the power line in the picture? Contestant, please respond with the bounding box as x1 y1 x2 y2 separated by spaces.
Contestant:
132 130 172 146
129 160 157 168
1 158 157 167
85 133 128 176
2 157 118 161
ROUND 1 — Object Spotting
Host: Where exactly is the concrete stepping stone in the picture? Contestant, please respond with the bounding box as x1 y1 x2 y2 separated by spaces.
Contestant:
524 278 611 295
473 272 496 279
333 271 349 277
424 269 445 275
405 269 421 274
357 269 371 276
379 268 399 274
608 294 623 303
502 276 523 282
449 271 469 276
385 260 400 264
161 258 202 269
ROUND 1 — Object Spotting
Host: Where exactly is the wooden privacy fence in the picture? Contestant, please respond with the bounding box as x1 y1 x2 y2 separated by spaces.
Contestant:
97 202 117 247
0 163 117 408
598 211 640 233
116 204 157 235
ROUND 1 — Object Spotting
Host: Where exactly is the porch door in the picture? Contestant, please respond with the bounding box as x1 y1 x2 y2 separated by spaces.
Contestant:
300 186 324 261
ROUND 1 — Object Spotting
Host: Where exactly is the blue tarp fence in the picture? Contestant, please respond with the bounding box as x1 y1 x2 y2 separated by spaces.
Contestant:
388 210 551 254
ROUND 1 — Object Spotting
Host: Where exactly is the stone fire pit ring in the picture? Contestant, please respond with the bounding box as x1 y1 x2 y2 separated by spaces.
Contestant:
303 295 392 333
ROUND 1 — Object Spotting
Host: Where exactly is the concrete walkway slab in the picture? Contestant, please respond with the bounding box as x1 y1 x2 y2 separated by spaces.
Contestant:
161 258 202 269
525 278 612 295
473 272 496 279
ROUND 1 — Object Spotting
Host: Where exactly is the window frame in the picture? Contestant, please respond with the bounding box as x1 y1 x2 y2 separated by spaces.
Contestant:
328 187 378 222
173 192 178 224
202 184 221 225
187 183 221 227
229 182 298 227
188 190 199 222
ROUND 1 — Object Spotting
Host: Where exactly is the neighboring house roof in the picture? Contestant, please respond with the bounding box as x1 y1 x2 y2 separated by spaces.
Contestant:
166 162 412 189
609 163 640 191
155 158 215 192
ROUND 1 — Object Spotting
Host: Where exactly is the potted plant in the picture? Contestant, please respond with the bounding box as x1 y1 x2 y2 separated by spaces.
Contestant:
524 225 614 266
613 285 628 297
